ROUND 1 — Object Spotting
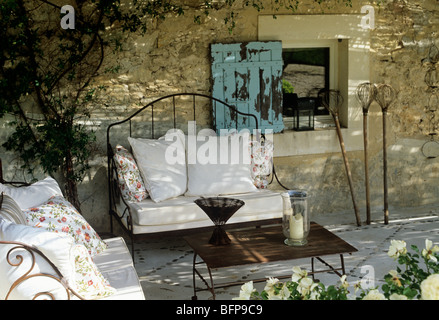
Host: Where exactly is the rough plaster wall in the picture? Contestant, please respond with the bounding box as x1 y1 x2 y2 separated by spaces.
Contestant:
1 0 439 231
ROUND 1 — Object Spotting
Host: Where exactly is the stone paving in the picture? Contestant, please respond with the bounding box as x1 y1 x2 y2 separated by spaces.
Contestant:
132 204 439 300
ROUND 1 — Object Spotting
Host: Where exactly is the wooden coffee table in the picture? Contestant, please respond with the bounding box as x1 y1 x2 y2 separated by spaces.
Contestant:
184 222 357 300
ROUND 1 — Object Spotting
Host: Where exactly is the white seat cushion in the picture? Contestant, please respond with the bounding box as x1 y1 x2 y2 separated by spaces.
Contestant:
121 189 283 234
93 237 134 273
93 237 145 300
100 266 145 300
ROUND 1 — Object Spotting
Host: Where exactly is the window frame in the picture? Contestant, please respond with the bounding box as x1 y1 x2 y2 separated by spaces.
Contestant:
282 40 339 128
258 14 371 157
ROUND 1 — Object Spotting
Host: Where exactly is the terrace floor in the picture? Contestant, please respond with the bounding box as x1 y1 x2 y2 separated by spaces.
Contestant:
130 204 439 300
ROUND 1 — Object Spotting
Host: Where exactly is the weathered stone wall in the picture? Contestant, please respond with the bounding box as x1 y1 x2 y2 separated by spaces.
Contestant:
273 0 439 223
1 0 438 231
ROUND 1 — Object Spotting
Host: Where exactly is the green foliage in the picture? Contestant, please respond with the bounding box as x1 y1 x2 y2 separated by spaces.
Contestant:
282 80 295 94
0 0 174 207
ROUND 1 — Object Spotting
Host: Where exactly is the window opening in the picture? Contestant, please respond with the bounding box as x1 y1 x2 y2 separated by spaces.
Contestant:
282 47 334 129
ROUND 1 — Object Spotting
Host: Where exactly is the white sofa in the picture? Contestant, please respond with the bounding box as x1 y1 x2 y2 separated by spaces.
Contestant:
108 126 285 250
0 173 144 300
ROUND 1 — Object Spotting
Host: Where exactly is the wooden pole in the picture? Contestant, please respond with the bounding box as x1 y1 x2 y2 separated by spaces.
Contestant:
363 112 371 225
383 110 389 224
334 115 362 227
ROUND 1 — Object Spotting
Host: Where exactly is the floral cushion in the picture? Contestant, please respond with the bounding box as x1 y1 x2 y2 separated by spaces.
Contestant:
72 244 116 299
114 145 148 202
249 139 273 189
24 196 107 256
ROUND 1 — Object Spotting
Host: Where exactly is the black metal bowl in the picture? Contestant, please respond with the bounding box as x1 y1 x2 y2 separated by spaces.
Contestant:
194 197 245 245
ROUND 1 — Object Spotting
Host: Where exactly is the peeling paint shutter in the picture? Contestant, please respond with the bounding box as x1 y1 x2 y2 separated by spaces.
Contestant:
211 41 284 133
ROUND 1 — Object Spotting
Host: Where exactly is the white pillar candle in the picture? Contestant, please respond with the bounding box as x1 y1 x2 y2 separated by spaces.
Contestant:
289 213 304 240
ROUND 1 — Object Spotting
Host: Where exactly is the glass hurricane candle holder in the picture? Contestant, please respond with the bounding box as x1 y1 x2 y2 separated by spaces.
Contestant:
282 190 310 246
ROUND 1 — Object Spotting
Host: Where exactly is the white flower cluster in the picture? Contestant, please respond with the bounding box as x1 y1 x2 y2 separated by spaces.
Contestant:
235 266 348 300
235 239 439 300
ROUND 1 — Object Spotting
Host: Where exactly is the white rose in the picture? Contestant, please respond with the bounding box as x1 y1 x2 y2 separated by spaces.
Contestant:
234 281 255 300
389 293 408 300
421 274 439 300
362 289 385 300
422 239 439 262
388 240 407 259
291 266 307 282
264 277 279 296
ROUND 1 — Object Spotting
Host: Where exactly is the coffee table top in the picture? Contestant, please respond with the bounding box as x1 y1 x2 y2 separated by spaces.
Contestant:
184 222 357 269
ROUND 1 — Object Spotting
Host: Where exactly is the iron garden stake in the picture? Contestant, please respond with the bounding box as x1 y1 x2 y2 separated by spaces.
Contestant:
356 83 377 225
374 84 396 225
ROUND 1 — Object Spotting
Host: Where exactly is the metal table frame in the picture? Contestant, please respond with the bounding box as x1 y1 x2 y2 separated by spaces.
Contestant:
185 223 356 300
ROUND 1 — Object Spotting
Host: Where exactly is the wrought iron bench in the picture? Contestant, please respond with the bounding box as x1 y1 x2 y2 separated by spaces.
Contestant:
106 93 287 254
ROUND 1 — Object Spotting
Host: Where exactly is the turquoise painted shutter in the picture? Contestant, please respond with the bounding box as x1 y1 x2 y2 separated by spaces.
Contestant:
211 41 284 133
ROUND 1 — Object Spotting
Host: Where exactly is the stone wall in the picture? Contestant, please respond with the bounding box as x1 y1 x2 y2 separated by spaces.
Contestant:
1 0 438 231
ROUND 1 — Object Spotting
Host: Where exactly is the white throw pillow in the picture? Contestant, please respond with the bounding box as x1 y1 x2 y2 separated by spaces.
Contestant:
0 176 63 210
128 136 187 203
0 193 27 224
0 219 76 300
185 133 257 197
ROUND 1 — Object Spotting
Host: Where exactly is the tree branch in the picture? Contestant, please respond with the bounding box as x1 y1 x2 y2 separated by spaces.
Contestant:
16 0 58 120
45 3 105 97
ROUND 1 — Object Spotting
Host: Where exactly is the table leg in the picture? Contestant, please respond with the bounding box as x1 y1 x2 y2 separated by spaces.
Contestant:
310 254 347 279
340 254 346 275
191 252 216 300
207 266 216 300
191 252 197 300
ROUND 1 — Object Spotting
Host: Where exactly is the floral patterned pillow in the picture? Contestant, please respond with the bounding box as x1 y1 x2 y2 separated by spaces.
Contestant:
114 145 148 202
24 196 107 256
72 244 116 299
249 139 274 189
